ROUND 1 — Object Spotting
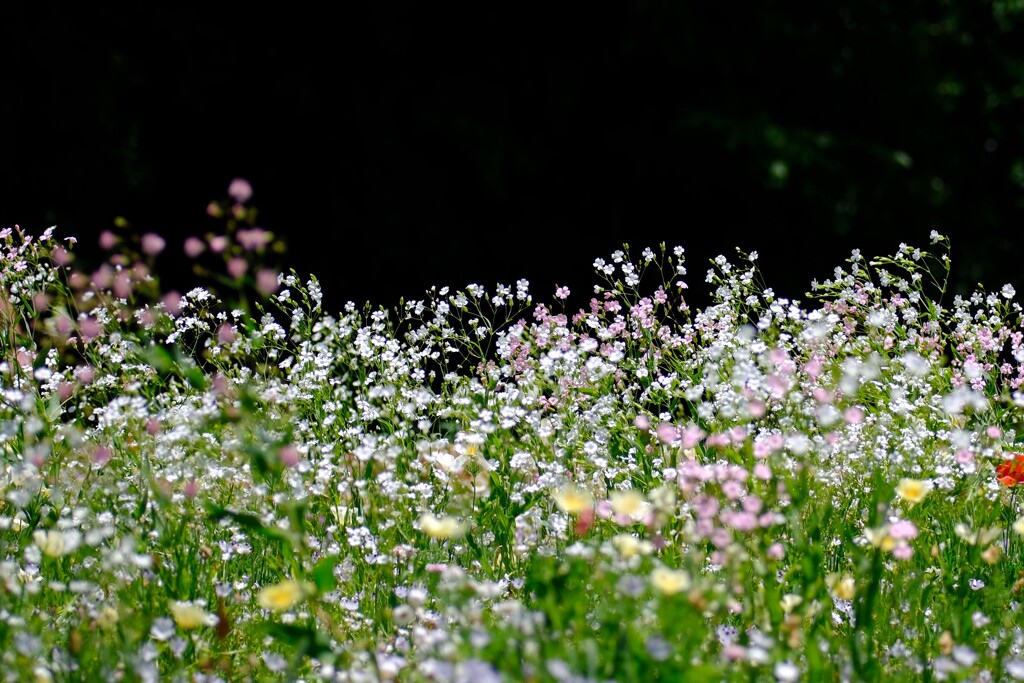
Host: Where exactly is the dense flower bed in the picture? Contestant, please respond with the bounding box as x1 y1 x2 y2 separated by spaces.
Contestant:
2 183 1024 681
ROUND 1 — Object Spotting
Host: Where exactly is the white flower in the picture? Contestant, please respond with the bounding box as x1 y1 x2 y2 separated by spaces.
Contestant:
32 529 81 558
1006 659 1024 679
774 661 801 682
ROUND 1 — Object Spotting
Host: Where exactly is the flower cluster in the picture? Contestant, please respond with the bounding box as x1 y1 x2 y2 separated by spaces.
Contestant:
2 195 1024 681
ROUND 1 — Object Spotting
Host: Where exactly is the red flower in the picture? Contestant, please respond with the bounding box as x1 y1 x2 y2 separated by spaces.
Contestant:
996 453 1024 486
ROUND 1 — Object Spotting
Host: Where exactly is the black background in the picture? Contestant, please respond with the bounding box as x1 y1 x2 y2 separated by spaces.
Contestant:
3 3 1024 314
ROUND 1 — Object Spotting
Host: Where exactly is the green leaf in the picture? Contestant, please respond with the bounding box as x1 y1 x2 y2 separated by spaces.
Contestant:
260 622 333 660
310 556 339 593
207 505 301 547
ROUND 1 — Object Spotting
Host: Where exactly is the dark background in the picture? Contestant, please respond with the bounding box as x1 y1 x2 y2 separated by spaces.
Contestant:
3 3 1024 314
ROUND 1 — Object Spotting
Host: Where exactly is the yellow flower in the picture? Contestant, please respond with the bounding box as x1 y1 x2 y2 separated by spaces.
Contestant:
610 489 650 520
826 573 856 601
418 513 467 540
612 533 654 559
169 600 216 629
650 567 691 595
894 478 932 504
258 579 309 612
864 526 895 552
553 486 593 514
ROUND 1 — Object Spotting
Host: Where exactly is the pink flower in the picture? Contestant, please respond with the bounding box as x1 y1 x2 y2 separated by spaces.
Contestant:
162 291 182 316
236 228 271 251
31 292 50 312
93 446 112 466
255 269 280 296
184 236 206 258
746 399 766 418
888 519 918 540
228 177 253 204
209 235 229 253
227 257 248 279
92 266 113 289
51 245 72 265
278 445 301 468
722 510 758 532
656 423 677 444
892 543 913 560
79 317 102 341
99 230 118 250
742 495 763 514
681 425 705 449
555 286 570 300
113 272 132 299
141 233 166 256
217 323 236 345
55 316 73 337
57 382 75 402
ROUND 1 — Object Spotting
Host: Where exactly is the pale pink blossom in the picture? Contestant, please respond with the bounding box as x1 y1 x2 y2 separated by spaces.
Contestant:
227 257 248 279
162 291 182 316
141 233 166 256
255 269 279 296
209 235 229 253
218 323 236 344
237 228 271 251
228 177 253 204
279 445 301 468
99 230 118 250
184 236 206 258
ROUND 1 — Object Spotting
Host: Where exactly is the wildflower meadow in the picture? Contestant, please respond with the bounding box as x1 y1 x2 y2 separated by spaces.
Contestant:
5 181 1024 682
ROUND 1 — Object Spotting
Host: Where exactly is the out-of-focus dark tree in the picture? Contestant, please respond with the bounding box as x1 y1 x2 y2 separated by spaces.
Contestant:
2 2 1023 309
